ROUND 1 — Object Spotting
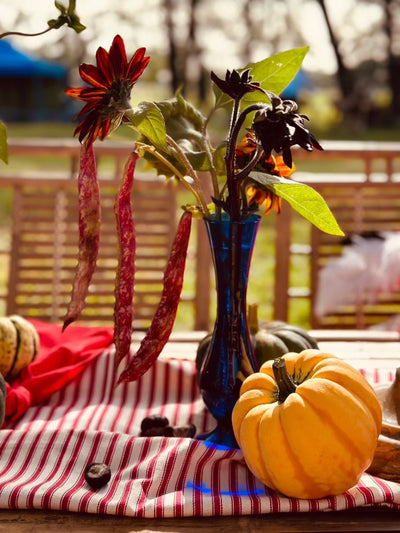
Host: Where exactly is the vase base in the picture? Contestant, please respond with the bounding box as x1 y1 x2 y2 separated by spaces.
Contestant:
197 424 239 449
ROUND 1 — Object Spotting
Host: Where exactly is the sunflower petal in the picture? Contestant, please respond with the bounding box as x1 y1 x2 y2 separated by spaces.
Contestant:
109 34 128 79
80 63 108 88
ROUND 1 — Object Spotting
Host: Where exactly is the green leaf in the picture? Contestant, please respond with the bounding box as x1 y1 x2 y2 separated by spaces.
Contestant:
212 47 308 110
244 47 309 105
156 94 206 140
212 143 227 175
0 122 8 164
185 150 212 171
212 84 232 110
249 171 291 187
54 1 67 14
130 102 168 152
66 0 77 15
274 183 343 236
249 171 344 236
68 15 86 33
48 1 86 32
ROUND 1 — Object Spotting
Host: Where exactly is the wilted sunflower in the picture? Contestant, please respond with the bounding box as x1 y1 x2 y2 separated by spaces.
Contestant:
253 95 323 168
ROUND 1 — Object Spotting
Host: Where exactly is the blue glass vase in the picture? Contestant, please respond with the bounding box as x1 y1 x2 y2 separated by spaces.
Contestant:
198 214 261 448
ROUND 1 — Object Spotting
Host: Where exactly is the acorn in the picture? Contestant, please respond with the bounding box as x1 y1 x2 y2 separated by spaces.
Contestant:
84 462 111 490
140 414 170 436
140 415 196 438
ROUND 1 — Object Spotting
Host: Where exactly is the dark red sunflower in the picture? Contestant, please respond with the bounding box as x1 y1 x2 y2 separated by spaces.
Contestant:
252 96 323 169
65 35 150 146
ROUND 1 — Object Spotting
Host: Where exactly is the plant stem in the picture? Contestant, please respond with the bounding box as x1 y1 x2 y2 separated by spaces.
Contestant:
247 303 259 335
202 105 222 218
230 222 242 369
0 27 53 39
202 137 221 219
235 144 263 183
272 358 297 403
166 135 210 217
225 98 241 220
225 102 266 220
137 143 208 216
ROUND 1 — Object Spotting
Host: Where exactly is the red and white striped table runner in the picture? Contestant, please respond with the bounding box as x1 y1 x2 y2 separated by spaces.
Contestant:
0 343 399 517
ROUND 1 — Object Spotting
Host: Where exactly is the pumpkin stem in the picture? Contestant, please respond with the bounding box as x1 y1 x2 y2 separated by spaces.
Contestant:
272 358 297 403
247 304 259 335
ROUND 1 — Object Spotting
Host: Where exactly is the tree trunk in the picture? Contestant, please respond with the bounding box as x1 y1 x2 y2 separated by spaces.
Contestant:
315 0 354 98
383 0 400 122
185 0 207 101
163 0 181 93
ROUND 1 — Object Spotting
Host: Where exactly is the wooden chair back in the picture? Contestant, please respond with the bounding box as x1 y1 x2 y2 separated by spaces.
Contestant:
310 182 400 329
274 181 400 329
6 177 181 329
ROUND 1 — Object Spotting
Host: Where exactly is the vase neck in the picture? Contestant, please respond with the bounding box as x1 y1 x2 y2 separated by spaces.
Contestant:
204 216 261 313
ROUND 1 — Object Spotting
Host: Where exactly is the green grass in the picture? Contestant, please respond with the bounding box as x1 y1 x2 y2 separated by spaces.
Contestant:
4 122 75 138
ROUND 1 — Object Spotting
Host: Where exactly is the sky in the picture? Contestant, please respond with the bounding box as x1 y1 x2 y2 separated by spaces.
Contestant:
1 0 384 76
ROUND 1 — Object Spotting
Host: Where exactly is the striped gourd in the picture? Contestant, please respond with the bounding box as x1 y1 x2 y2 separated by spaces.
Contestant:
0 316 40 380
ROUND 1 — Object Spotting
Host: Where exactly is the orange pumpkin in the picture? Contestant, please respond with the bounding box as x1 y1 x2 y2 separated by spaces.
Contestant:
232 349 382 499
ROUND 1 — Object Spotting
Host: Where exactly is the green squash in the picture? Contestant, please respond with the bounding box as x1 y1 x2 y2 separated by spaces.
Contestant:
247 304 319 366
195 305 319 381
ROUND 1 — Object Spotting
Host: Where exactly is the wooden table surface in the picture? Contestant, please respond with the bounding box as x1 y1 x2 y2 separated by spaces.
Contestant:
0 507 399 532
1 331 399 532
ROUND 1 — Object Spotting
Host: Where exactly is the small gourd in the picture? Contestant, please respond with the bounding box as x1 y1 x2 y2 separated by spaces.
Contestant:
232 349 382 499
0 315 40 380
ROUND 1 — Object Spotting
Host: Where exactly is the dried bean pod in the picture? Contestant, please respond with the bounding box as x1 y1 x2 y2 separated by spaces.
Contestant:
63 144 100 330
113 153 138 370
117 211 192 383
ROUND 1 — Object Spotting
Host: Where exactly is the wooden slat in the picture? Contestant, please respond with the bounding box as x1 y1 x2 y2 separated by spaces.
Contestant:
310 182 400 329
0 141 213 330
274 178 400 330
6 178 182 328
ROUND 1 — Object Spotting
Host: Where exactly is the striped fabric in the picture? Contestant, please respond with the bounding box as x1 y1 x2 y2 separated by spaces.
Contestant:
0 345 399 517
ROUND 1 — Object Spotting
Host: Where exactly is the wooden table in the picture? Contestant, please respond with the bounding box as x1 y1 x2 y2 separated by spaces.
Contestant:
0 506 399 532
0 331 399 532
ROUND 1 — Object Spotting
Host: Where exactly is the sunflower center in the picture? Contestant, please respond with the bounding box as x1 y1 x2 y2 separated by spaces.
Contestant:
102 80 133 114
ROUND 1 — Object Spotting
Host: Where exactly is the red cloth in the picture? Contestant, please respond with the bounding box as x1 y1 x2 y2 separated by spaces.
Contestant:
4 319 114 425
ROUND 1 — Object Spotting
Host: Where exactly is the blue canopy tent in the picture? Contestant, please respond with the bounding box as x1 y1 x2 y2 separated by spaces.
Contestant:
0 40 70 121
281 69 314 100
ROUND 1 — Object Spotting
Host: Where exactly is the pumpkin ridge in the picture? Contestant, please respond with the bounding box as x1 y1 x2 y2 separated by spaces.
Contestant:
310 364 382 433
298 380 377 474
241 404 276 489
273 401 322 499
292 353 338 385
278 390 361 497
